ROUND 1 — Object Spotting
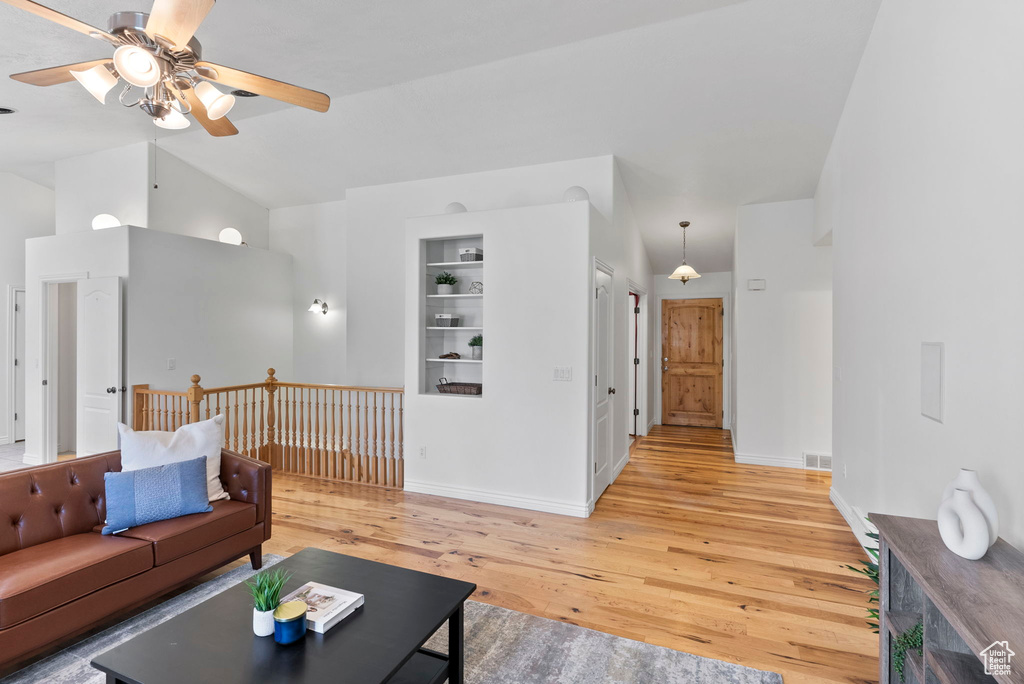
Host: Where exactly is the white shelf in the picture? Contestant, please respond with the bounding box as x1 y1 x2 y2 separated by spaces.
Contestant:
427 294 483 299
426 261 484 268
425 358 483 364
426 326 483 331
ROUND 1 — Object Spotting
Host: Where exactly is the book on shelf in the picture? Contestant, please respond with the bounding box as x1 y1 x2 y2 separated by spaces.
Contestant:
281 581 364 634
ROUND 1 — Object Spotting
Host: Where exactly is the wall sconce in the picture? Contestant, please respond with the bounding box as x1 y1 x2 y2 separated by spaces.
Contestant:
308 299 328 315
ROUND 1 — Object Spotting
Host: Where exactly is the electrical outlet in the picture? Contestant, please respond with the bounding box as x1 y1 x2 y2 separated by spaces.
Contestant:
167 358 176 370
419 446 427 460
553 366 573 382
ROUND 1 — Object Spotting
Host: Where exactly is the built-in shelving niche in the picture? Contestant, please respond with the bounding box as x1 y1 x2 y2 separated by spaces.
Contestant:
421 235 483 398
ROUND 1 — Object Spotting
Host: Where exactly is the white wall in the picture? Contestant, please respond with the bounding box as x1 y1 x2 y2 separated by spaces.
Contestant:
149 146 270 249
0 173 54 444
269 200 347 383
55 143 270 248
347 155 616 386
404 203 591 515
733 199 832 467
55 143 149 234
125 228 293 392
25 228 130 463
816 0 1024 548
652 271 734 430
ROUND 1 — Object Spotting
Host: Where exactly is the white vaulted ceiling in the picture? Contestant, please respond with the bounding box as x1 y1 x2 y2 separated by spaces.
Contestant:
0 0 879 272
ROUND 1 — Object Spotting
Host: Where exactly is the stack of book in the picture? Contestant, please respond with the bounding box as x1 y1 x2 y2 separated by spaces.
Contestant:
281 581 365 634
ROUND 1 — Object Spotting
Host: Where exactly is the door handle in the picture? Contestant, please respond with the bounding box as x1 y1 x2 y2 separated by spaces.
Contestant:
663 366 669 371
663 357 668 362
106 386 117 394
608 387 616 395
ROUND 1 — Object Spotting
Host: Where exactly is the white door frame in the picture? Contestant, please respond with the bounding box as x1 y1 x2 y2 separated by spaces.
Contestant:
655 291 732 430
37 271 89 463
589 258 615 507
626 279 649 438
5 286 25 445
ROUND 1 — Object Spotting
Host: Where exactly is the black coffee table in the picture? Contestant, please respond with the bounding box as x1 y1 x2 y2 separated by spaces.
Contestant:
91 548 476 684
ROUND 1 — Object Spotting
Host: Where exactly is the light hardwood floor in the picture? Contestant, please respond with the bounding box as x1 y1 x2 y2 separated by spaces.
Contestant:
260 426 878 684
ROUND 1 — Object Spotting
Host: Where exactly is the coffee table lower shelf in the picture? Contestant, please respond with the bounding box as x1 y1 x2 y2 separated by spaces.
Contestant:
389 648 450 684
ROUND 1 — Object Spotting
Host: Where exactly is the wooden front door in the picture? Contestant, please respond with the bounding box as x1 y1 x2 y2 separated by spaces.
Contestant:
661 298 723 428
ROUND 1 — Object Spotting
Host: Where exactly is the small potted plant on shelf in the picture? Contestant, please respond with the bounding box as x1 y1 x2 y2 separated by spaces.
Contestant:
246 568 292 637
469 334 483 360
435 271 458 295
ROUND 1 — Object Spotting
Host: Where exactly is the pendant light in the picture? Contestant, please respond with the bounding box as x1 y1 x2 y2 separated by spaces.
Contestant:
668 221 701 284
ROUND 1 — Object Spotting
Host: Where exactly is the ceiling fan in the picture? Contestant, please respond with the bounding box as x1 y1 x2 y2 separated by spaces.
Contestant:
2 0 330 136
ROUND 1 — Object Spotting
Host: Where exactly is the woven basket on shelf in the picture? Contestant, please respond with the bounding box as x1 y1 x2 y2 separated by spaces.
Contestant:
436 378 483 395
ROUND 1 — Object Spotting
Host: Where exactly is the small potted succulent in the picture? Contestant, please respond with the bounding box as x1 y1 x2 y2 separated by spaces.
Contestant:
246 568 292 637
468 334 483 360
435 271 458 295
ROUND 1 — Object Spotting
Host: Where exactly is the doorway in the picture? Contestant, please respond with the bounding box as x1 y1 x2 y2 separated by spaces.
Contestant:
625 282 648 440
661 297 723 428
10 288 26 443
591 261 614 502
56 283 77 455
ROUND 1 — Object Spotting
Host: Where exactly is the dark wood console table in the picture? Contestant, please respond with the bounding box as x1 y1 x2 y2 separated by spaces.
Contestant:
873 514 1024 684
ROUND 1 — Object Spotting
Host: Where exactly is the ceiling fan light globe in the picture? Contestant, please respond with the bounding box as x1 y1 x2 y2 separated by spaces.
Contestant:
113 45 161 88
195 81 235 120
154 108 190 130
70 64 118 104
668 264 701 281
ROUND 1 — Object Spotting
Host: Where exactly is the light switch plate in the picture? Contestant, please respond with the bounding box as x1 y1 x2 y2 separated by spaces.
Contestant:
747 279 767 291
167 358 176 371
553 366 573 382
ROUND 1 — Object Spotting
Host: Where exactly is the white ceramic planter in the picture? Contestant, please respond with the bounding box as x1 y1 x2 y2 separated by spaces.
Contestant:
471 346 482 360
437 284 454 295
937 489 990 560
941 469 998 547
253 608 275 637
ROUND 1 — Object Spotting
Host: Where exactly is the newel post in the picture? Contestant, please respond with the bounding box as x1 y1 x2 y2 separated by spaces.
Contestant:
264 368 279 467
132 384 149 431
187 375 204 424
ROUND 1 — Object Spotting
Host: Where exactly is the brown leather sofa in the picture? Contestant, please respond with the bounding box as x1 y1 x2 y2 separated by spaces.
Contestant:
0 449 271 673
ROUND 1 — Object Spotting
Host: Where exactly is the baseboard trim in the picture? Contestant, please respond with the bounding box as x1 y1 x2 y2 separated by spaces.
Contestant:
613 449 629 480
733 453 804 469
647 419 657 432
830 486 878 557
0 434 8 446
21 452 43 466
404 479 591 518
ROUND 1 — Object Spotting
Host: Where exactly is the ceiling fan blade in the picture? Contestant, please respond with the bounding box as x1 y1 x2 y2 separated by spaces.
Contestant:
10 59 112 86
170 84 238 137
196 61 330 112
0 0 116 42
145 0 214 50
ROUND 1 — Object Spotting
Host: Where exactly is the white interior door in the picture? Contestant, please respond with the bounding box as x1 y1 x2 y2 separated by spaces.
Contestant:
13 290 25 442
592 267 614 500
76 277 122 456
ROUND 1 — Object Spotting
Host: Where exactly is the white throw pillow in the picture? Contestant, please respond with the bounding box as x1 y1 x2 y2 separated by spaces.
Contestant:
118 414 230 502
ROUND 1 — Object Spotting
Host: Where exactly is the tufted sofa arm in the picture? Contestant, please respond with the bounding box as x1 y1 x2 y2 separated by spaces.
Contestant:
219 450 272 541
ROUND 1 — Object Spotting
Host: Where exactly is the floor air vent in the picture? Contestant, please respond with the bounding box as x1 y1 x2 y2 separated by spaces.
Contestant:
803 453 832 471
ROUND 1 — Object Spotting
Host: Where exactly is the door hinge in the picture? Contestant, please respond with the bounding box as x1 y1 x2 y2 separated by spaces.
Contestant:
633 408 640 416
13 413 17 421
14 303 19 312
595 288 599 299
594 462 597 473
594 375 598 387
42 379 47 386
13 358 17 366
634 306 640 314
633 358 640 365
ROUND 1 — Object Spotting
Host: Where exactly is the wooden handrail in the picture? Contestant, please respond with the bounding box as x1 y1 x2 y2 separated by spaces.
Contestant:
131 369 405 489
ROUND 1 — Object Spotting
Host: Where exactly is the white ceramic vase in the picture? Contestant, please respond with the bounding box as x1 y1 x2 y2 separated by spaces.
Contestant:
937 489 990 560
253 608 275 637
471 346 482 360
941 469 998 547
437 284 454 295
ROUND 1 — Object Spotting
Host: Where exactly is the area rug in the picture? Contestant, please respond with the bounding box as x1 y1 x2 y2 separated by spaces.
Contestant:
2 554 781 684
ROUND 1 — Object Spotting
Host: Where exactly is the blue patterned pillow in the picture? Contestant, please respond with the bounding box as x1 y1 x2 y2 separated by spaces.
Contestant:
102 456 213 535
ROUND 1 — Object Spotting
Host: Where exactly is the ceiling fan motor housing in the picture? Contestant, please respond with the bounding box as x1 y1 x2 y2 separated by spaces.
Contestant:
107 11 203 58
